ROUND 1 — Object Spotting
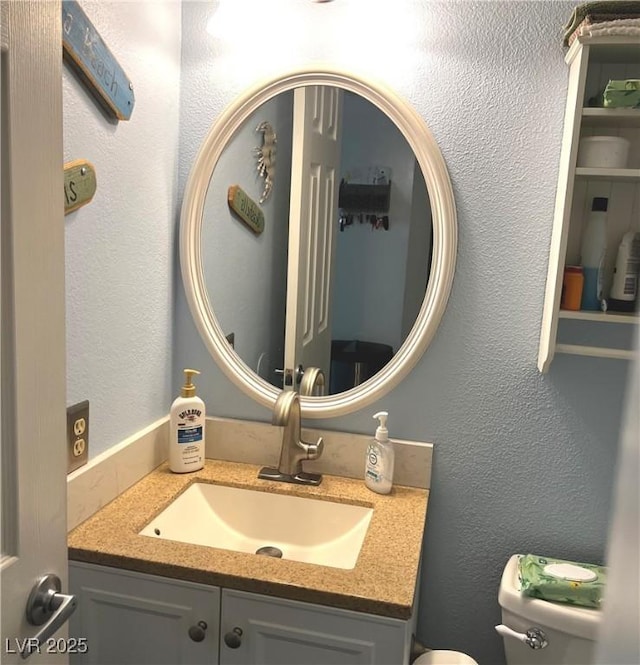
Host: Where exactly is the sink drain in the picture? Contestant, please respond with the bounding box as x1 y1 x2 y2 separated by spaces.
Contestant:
255 546 283 558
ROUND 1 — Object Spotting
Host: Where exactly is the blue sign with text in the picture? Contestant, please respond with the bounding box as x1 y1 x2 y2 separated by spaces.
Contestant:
62 1 135 120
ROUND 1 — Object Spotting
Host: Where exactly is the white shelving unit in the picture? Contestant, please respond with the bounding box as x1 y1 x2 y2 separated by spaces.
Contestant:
538 35 640 372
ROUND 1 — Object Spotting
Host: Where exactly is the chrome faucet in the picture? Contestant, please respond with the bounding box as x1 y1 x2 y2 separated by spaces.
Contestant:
258 391 324 485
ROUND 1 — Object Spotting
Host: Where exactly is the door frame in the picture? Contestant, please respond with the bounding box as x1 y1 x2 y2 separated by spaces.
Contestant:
1 0 68 660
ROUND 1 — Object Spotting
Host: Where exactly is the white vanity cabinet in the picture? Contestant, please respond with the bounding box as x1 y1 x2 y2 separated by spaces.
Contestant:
69 563 221 665
219 588 411 665
538 36 640 372
69 562 413 665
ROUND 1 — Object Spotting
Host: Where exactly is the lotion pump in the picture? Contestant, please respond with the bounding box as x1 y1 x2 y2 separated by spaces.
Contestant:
169 369 205 473
365 411 395 495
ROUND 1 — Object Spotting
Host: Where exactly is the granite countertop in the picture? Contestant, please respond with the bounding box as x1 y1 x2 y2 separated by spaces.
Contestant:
68 460 429 620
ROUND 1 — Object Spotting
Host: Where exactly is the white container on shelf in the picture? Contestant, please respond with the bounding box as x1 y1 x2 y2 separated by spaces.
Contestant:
577 135 630 168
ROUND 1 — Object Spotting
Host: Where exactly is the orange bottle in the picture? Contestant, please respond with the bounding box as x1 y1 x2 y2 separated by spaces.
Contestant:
561 266 584 311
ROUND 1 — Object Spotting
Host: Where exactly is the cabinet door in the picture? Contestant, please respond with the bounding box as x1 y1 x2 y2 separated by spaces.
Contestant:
220 589 411 665
69 563 220 665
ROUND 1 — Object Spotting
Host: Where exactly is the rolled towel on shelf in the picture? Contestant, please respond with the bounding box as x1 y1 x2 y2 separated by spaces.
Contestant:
580 16 640 39
562 1 640 45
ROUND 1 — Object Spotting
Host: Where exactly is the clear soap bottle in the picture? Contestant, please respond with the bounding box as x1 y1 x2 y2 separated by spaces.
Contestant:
364 411 395 495
169 369 205 473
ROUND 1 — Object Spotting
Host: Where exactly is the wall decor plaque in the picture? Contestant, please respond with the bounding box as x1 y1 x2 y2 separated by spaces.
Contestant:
227 185 265 235
62 0 135 120
64 160 97 214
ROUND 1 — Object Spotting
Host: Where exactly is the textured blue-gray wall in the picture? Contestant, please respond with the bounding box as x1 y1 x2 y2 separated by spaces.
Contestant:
64 1 181 457
176 2 627 663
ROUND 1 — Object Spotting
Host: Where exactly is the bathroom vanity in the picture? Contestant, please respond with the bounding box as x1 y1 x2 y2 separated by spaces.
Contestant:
67 459 428 665
69 564 414 665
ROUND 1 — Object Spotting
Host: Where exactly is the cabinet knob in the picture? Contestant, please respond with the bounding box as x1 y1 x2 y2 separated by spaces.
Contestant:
223 627 243 648
188 620 208 642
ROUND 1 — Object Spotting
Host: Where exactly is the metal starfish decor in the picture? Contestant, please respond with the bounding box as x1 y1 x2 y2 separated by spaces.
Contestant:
254 121 277 203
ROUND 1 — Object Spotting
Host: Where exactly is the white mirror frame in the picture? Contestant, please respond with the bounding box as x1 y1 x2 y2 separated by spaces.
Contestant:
180 66 457 418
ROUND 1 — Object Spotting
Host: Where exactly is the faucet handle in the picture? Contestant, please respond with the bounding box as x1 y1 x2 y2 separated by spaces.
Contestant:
301 436 323 460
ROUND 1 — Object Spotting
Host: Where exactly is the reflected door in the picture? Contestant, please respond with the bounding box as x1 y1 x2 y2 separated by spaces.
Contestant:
284 86 343 388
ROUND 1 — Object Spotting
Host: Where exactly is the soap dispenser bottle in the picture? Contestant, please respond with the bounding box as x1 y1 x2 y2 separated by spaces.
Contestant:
365 411 395 495
169 369 205 473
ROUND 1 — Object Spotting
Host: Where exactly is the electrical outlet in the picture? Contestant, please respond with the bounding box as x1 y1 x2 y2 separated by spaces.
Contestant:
67 400 89 473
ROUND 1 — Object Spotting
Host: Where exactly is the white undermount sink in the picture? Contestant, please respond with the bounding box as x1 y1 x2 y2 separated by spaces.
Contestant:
139 483 373 570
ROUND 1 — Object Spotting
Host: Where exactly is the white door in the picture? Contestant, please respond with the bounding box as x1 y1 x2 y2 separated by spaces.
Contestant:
1 2 69 663
284 86 343 389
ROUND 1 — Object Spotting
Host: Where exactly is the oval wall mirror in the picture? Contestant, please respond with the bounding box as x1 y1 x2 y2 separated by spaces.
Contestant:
180 67 457 418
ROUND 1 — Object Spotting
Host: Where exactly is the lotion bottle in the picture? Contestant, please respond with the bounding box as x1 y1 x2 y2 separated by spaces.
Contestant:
169 369 205 473
365 411 395 495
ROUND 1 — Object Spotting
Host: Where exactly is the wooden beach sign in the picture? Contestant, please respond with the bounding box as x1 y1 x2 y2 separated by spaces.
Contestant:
62 1 135 120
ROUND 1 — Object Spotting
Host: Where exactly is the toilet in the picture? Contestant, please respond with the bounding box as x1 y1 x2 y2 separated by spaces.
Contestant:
414 554 602 665
496 554 602 664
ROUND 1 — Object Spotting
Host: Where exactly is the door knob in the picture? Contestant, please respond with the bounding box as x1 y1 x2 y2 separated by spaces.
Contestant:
274 365 304 386
188 620 208 642
223 627 243 648
24 574 78 659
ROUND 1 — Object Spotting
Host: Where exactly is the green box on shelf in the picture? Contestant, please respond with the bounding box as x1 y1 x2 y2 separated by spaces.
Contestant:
603 79 640 108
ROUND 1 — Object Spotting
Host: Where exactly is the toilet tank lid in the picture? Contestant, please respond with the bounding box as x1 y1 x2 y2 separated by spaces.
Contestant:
498 555 602 641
